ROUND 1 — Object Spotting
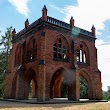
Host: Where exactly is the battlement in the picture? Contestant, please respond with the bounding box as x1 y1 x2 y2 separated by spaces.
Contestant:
47 16 70 29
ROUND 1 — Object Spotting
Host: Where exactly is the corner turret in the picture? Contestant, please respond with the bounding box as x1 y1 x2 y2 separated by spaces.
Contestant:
91 25 96 37
70 16 74 29
12 28 16 38
25 18 29 29
42 5 47 21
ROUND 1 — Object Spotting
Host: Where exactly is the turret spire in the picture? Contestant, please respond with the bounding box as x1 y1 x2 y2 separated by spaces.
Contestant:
91 25 96 37
70 16 75 29
42 5 48 21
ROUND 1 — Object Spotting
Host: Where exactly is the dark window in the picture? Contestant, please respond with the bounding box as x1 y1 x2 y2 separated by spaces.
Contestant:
27 38 37 62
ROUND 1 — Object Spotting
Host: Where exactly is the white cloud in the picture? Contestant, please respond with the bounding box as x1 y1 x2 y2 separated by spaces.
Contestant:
96 40 110 91
49 4 66 15
8 0 30 17
50 0 110 35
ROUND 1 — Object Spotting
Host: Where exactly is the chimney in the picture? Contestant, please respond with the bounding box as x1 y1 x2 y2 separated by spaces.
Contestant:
91 25 96 37
42 5 47 21
12 28 16 38
25 18 29 29
70 16 74 29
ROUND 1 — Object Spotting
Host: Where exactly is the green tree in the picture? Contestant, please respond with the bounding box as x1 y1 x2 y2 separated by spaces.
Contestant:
60 76 89 99
80 76 88 99
0 26 13 74
102 90 108 100
0 26 13 97
0 52 6 97
103 86 110 100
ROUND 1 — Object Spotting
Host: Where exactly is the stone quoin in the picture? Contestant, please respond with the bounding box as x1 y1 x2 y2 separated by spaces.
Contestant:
4 5 102 101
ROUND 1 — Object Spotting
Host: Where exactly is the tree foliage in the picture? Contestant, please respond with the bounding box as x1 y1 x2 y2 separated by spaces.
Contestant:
102 87 110 100
80 76 88 99
60 76 89 99
0 26 13 97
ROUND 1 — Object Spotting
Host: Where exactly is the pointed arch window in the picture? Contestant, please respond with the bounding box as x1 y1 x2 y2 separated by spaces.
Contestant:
53 37 69 62
27 38 37 62
76 43 89 65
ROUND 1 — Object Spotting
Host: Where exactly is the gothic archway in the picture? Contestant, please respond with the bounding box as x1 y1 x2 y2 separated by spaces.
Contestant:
25 68 37 99
50 68 70 99
79 69 93 99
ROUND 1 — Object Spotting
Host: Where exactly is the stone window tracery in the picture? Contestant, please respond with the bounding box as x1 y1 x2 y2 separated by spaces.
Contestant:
53 36 69 62
76 42 89 64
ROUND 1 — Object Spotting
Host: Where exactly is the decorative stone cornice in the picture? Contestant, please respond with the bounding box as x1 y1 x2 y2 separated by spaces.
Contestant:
12 16 96 44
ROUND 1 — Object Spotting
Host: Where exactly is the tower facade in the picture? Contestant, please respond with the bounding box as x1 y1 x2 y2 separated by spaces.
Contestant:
4 6 102 101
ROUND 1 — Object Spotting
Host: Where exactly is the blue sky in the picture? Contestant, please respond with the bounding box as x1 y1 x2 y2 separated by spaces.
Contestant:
0 0 110 91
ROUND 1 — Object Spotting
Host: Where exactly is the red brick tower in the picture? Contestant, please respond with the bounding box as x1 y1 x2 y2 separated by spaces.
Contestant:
4 5 102 101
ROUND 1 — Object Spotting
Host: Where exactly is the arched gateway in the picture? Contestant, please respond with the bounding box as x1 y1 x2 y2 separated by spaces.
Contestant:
4 6 102 101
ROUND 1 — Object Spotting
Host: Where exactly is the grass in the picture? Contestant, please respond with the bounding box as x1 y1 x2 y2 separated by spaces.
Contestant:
0 100 110 110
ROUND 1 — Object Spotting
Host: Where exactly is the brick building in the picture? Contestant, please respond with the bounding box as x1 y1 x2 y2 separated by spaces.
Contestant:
4 5 102 101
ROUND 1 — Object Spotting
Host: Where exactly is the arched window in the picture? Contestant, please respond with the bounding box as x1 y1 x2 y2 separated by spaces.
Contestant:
27 37 37 62
76 42 89 64
53 36 69 62
15 44 22 66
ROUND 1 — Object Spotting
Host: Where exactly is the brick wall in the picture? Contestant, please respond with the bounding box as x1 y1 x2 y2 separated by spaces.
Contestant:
4 16 102 101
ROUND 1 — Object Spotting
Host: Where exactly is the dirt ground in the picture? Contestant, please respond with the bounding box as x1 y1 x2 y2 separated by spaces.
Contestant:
0 100 110 110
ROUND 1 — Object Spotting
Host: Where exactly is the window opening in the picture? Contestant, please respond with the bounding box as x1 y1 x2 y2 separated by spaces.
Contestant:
53 37 69 61
83 52 86 63
80 49 82 62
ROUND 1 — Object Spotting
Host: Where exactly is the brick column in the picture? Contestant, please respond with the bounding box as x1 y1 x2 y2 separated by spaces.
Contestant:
94 71 102 100
68 69 79 101
16 69 25 99
37 30 46 102
45 74 51 101
37 65 46 101
4 74 13 99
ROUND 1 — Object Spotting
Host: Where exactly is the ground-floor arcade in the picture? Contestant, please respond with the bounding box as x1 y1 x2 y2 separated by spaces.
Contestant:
4 67 102 102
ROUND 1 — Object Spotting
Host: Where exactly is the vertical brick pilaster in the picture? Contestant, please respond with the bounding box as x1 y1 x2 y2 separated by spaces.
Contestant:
4 74 13 99
68 69 79 101
37 30 46 102
16 70 25 99
37 65 46 101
